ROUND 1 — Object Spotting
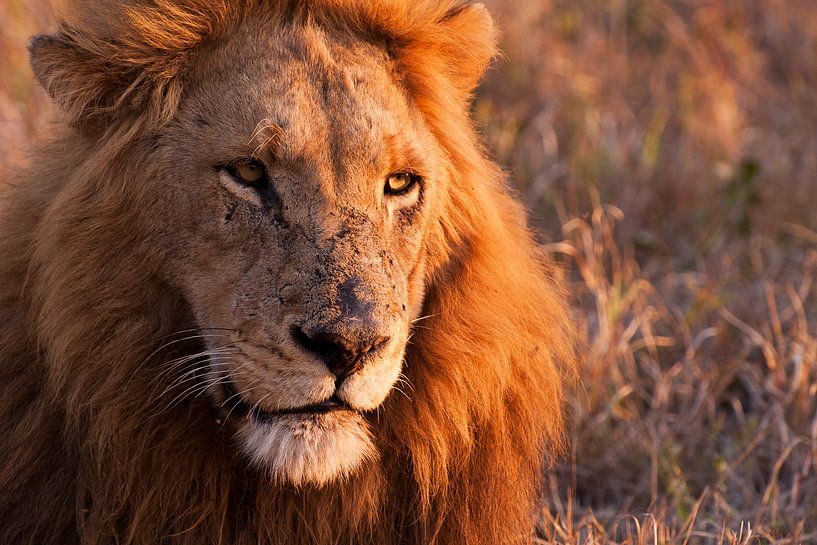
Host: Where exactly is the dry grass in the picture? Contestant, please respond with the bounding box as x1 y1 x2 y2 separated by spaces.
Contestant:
477 1 817 542
2 1 816 543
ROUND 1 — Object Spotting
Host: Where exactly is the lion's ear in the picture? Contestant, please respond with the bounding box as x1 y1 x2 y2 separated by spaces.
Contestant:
29 32 135 131
389 2 498 102
434 3 498 95
29 27 183 132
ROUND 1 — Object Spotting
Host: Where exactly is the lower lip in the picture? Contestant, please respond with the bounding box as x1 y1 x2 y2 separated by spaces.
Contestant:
221 383 353 423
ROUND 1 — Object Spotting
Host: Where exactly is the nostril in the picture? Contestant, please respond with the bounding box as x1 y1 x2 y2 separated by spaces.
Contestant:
291 325 343 362
290 324 390 380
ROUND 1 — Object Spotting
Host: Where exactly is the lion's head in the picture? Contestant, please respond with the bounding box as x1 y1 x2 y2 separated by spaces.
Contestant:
31 0 492 487
152 21 437 483
0 0 577 543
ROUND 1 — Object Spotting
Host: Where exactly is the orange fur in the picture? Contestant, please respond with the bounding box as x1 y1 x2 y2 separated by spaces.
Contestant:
0 1 577 543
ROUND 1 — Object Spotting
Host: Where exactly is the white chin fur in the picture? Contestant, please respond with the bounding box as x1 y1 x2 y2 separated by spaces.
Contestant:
237 411 376 487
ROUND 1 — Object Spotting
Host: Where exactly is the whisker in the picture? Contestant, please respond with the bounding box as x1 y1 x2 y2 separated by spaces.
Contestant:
223 375 264 405
159 358 237 390
160 360 259 422
152 356 236 402
248 389 276 419
391 385 413 403
157 341 241 368
152 372 231 418
154 327 238 343
195 361 253 400
152 344 240 380
148 347 239 394
217 366 260 409
128 331 239 386
396 374 416 393
222 378 266 424
151 347 237 383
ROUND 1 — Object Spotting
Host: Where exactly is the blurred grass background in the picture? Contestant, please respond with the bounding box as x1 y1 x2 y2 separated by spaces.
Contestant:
2 1 817 543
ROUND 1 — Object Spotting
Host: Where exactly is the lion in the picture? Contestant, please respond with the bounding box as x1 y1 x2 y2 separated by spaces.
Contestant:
0 0 576 543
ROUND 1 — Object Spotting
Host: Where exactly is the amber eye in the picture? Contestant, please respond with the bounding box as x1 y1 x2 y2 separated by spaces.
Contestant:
228 159 267 186
385 172 419 196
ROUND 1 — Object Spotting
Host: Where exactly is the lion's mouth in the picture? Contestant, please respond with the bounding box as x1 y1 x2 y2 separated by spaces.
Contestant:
221 382 354 423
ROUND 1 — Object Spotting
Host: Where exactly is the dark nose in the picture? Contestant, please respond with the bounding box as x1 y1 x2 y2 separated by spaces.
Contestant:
291 325 390 382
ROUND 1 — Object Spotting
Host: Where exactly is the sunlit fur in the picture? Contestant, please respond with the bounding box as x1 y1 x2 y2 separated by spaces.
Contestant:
237 411 377 486
0 1 577 544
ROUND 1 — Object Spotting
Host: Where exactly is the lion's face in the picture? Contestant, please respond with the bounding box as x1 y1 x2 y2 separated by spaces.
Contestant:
148 22 446 485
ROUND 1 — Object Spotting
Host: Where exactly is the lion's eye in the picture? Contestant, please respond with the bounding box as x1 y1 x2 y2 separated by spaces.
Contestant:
385 172 419 196
228 159 267 186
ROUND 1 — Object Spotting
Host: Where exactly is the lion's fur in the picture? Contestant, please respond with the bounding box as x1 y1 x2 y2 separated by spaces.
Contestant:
0 1 577 544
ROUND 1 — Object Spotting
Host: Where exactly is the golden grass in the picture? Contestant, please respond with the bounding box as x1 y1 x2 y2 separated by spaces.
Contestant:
2 0 816 543
476 1 817 542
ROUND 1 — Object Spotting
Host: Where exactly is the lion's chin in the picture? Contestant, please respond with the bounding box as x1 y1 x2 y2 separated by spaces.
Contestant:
236 410 377 487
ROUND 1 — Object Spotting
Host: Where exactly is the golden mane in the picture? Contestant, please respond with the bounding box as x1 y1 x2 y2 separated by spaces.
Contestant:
0 1 577 543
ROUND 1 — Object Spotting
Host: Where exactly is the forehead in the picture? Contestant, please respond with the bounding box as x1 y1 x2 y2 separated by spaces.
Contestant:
184 20 418 169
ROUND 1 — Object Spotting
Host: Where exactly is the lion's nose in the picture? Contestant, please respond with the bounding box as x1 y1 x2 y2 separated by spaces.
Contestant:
291 325 390 382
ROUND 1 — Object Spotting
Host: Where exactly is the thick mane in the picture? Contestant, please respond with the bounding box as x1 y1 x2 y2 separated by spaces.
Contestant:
0 1 577 544
34 0 496 130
